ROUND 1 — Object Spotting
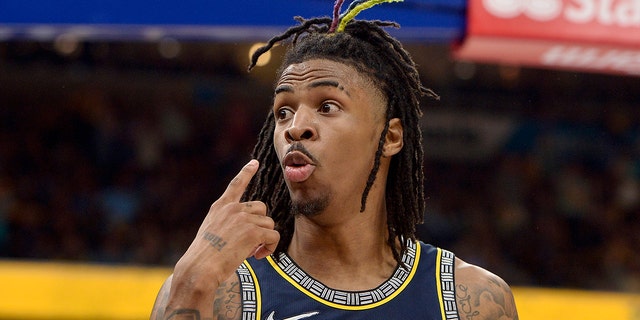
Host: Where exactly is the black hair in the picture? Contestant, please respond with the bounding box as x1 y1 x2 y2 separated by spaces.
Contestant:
242 15 437 265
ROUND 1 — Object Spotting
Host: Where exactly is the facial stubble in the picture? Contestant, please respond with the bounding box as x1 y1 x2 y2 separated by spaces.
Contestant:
290 192 331 217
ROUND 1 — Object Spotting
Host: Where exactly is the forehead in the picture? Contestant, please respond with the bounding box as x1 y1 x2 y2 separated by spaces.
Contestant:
276 59 381 96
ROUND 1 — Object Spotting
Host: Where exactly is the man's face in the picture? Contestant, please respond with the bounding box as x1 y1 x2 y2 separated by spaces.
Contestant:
272 58 387 216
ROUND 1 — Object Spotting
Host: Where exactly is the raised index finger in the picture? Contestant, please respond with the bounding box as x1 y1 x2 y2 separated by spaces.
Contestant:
221 159 259 203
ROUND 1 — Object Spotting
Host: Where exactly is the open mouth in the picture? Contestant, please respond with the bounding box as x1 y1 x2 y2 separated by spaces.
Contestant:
283 151 316 183
284 151 314 167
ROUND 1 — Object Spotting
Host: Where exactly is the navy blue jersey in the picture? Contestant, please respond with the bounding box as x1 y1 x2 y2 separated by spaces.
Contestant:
235 240 459 320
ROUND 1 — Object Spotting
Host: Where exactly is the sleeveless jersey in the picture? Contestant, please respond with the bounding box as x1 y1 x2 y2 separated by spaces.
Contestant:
235 240 459 320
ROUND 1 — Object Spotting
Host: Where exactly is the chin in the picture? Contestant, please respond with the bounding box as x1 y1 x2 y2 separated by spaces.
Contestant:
290 193 330 217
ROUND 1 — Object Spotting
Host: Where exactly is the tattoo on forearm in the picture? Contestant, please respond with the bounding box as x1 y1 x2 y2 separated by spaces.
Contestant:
153 289 170 319
203 232 227 251
213 279 242 320
165 309 201 320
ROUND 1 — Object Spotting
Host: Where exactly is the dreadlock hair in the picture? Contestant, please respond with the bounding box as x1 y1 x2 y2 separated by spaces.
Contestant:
242 4 437 265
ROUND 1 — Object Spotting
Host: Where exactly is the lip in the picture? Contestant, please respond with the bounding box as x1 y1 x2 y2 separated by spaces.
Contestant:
283 151 315 167
282 151 316 183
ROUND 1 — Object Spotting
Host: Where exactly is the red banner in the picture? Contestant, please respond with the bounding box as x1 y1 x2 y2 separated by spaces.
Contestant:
455 0 640 76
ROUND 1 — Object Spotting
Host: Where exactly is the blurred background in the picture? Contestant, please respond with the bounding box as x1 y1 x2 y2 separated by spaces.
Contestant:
0 0 639 319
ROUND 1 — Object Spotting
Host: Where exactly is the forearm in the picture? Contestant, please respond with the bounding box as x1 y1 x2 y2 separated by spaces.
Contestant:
162 308 212 320
159 254 224 320
150 270 219 320
163 282 217 320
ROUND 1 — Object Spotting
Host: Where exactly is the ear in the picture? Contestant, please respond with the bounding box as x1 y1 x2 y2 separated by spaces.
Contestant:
383 118 403 157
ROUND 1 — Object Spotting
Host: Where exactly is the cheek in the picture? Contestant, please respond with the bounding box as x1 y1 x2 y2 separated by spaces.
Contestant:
326 125 381 167
352 119 384 153
272 127 286 159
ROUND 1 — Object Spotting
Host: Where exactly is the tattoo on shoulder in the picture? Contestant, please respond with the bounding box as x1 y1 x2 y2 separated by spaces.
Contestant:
213 278 242 320
203 232 227 251
456 275 519 320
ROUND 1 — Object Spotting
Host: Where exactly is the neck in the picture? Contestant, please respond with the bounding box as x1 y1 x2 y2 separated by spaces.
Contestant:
285 200 398 291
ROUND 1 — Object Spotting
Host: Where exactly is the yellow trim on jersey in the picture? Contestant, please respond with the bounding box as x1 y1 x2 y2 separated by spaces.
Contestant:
435 248 446 320
243 260 262 318
266 241 421 311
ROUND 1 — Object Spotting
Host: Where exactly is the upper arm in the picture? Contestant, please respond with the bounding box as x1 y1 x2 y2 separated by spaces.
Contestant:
454 258 519 320
212 274 243 320
149 273 243 320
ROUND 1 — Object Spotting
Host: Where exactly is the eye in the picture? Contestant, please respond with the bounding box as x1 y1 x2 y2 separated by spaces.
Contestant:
275 108 294 121
318 102 341 114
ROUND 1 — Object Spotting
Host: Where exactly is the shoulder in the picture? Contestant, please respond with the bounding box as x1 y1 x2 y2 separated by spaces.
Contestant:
454 257 519 320
150 273 243 320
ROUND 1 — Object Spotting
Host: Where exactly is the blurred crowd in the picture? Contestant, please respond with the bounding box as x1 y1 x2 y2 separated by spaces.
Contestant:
0 42 638 293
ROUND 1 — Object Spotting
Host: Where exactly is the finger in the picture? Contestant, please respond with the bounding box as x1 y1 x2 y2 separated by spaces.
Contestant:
252 214 275 229
248 244 264 259
253 230 280 260
221 159 259 203
233 210 274 229
254 246 272 260
241 201 268 216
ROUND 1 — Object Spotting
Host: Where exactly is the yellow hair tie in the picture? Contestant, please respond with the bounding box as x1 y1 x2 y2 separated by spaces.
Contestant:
337 0 403 32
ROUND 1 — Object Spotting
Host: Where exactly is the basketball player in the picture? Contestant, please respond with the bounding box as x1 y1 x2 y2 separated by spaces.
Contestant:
151 1 519 319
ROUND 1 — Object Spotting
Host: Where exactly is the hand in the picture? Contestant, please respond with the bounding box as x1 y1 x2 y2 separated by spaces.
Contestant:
165 160 280 314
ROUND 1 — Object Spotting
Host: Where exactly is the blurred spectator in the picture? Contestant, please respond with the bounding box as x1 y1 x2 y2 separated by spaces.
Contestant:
0 41 638 294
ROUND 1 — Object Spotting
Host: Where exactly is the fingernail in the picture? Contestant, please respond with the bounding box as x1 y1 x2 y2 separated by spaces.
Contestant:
248 159 258 166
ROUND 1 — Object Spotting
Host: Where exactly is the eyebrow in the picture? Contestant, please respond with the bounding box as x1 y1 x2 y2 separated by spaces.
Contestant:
274 85 293 94
308 80 340 89
274 80 348 96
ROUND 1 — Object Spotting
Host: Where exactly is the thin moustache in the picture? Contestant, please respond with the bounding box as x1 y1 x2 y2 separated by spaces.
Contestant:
285 142 318 165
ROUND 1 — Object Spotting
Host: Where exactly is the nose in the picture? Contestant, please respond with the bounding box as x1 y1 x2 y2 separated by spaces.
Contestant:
284 108 317 142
